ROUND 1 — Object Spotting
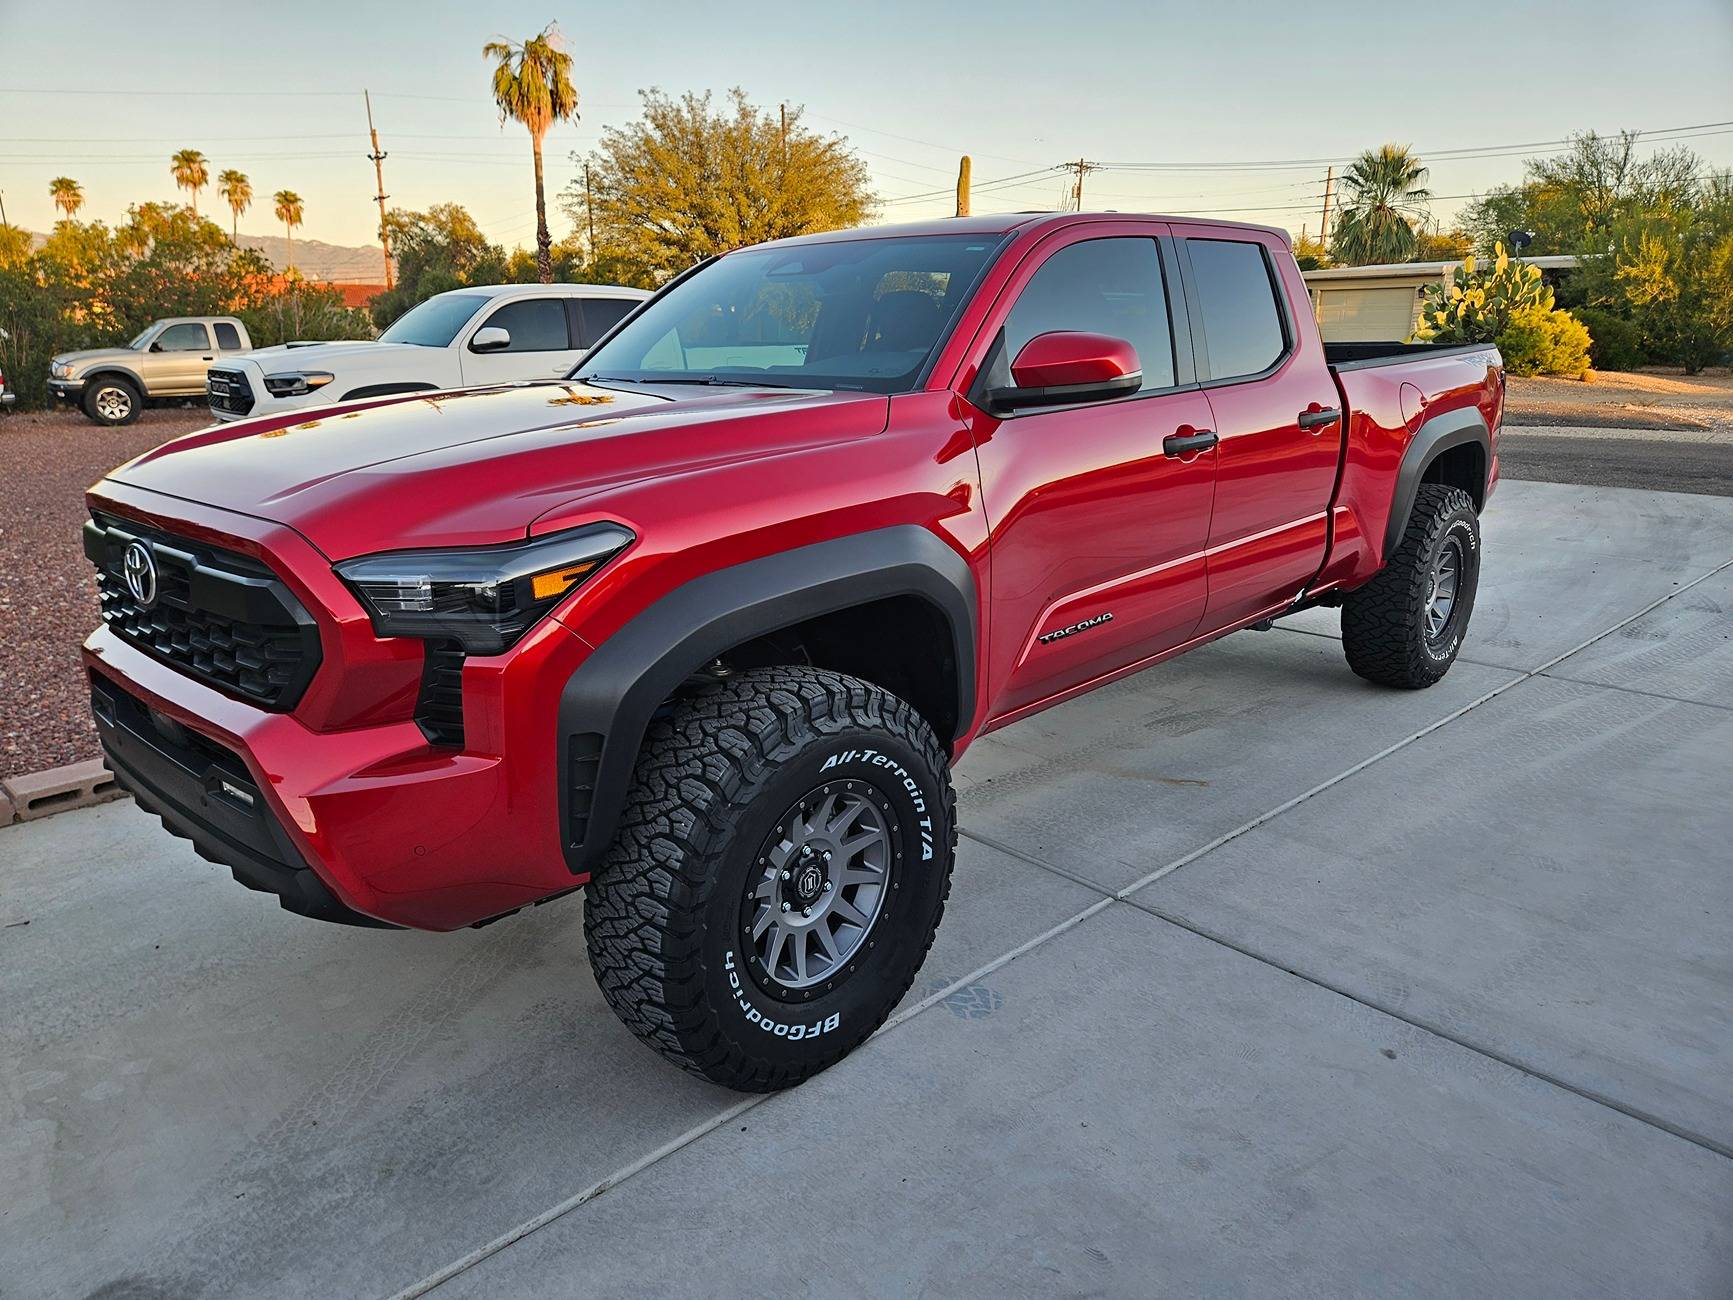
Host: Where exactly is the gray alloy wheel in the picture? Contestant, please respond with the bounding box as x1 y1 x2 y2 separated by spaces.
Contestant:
745 782 894 991
1424 536 1463 643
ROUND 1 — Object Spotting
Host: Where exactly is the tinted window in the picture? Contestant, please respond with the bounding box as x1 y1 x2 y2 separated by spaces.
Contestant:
577 297 636 346
378 294 489 347
578 234 1000 394
156 322 210 352
1004 238 1175 390
1186 239 1286 380
478 298 571 352
213 322 242 350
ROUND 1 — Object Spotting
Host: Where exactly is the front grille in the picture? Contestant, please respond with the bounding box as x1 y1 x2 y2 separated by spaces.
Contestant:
207 366 255 415
84 513 321 710
415 641 466 746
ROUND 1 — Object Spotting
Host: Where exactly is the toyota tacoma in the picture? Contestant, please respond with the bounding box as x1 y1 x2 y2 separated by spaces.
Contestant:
83 213 1501 1090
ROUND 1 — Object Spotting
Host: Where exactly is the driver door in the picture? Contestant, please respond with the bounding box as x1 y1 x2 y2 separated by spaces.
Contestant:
150 321 215 395
968 227 1219 722
459 297 583 386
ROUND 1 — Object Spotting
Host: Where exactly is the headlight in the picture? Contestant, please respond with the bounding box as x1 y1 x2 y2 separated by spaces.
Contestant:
262 371 335 398
51 362 71 378
335 523 635 654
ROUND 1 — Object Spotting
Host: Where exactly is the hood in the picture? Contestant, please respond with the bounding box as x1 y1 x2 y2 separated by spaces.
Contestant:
57 347 142 368
105 380 891 559
235 341 417 370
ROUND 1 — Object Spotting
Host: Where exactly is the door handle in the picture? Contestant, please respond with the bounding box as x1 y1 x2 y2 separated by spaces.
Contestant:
1163 429 1218 457
1297 407 1341 430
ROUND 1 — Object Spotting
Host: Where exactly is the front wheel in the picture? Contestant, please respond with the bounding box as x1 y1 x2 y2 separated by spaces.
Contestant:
1341 483 1481 689
584 666 957 1091
83 375 143 426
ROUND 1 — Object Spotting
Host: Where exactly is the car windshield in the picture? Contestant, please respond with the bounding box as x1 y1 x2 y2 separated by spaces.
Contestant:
575 234 1006 394
127 328 153 349
378 294 489 347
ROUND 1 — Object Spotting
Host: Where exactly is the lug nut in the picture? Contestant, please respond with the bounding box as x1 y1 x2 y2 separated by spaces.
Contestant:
822 881 833 892
802 906 812 917
822 850 832 862
782 869 792 880
781 901 791 912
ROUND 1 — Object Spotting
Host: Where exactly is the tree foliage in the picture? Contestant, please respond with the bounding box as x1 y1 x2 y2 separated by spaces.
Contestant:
50 177 84 220
0 204 368 411
1329 145 1431 266
170 149 210 215
217 169 253 242
1417 244 1592 377
566 89 876 283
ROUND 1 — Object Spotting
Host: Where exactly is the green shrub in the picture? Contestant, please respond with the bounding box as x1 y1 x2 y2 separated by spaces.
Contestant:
1573 307 1647 370
1416 244 1550 344
1497 303 1593 378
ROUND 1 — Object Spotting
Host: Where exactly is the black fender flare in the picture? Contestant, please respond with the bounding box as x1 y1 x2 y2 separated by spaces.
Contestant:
1384 406 1491 559
82 367 147 396
556 526 978 874
339 381 441 401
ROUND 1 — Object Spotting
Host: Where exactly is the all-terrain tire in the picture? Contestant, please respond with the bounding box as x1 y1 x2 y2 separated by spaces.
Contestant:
583 666 957 1091
1342 483 1481 689
83 374 142 426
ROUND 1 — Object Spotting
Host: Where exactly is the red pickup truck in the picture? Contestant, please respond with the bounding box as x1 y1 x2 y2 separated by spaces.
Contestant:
83 213 1500 1089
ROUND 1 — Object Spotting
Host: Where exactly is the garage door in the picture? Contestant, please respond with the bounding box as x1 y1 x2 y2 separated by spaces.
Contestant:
1314 287 1420 343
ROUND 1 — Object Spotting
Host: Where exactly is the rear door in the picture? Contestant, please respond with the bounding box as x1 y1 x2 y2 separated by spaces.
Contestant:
458 296 582 385
1177 231 1342 628
571 295 639 353
968 225 1219 721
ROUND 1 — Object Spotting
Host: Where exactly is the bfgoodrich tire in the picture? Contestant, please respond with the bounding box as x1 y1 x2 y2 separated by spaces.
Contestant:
584 666 957 1091
1341 483 1481 689
82 375 142 427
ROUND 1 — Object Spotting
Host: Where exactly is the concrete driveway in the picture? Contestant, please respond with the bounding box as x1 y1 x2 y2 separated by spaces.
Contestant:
3 478 1730 1299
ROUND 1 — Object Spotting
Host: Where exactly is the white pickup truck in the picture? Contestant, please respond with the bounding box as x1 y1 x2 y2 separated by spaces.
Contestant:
206 283 650 422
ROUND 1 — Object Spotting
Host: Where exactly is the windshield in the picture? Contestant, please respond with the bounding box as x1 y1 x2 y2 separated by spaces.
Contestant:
378 294 489 348
576 234 1005 394
127 328 153 349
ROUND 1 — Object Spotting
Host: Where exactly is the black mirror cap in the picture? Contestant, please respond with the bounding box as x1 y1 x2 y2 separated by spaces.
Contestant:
986 371 1142 414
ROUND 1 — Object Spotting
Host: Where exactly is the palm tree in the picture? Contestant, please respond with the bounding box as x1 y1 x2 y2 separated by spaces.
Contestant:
1329 144 1432 266
170 149 210 216
49 177 84 220
483 24 579 283
217 169 252 244
273 189 304 275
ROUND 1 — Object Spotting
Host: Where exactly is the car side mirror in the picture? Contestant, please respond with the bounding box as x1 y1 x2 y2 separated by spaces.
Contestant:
988 331 1142 413
148 340 164 353
470 326 512 353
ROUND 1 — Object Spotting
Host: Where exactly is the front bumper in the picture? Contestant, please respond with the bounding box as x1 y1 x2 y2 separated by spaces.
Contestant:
48 378 86 403
0 390 14 407
82 485 596 931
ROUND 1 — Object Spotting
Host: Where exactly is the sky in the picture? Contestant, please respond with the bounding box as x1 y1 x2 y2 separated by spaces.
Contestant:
2 0 1731 266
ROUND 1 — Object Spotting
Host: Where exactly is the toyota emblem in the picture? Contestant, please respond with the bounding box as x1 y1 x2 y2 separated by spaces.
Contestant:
122 540 158 608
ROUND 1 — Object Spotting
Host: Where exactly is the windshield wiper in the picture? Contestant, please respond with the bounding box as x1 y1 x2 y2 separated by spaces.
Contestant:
637 375 781 388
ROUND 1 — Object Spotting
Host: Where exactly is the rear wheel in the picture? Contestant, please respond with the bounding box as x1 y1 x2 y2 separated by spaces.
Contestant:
1341 483 1480 688
583 666 956 1091
83 375 142 426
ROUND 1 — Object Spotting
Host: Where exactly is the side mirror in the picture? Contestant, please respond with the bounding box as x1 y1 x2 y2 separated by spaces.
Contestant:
989 331 1141 413
470 326 512 353
148 340 164 353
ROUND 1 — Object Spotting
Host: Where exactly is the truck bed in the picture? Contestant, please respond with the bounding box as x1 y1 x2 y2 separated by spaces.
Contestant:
1324 341 1492 372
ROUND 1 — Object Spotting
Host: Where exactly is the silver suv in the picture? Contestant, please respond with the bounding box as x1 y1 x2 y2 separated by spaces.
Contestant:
49 316 253 426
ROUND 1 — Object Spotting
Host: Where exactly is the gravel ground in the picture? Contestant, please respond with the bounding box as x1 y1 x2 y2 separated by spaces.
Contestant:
0 407 208 780
1505 367 1733 431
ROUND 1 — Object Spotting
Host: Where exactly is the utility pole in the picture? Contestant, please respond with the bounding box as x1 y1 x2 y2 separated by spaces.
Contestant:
1066 158 1102 212
1318 165 1336 253
364 90 394 290
583 161 597 262
779 103 789 169
955 155 971 218
0 189 8 227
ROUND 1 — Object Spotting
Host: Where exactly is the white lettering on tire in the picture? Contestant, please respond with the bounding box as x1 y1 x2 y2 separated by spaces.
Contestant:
724 950 842 1041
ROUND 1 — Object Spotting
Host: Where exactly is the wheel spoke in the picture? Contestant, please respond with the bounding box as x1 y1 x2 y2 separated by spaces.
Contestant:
813 923 843 964
751 904 775 940
838 827 885 858
826 795 861 839
832 895 872 928
790 929 809 983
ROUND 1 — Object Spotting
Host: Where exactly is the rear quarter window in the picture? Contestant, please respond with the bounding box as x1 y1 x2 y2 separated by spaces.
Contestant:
1186 239 1287 381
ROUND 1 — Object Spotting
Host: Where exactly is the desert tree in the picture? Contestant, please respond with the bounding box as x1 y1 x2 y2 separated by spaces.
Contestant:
171 149 210 216
484 23 579 283
218 169 253 244
1330 144 1431 266
273 189 305 275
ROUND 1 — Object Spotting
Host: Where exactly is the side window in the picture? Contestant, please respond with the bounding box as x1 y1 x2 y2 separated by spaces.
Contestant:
576 297 636 347
213 322 242 350
1185 239 1287 380
1003 238 1175 391
156 322 211 352
475 299 571 352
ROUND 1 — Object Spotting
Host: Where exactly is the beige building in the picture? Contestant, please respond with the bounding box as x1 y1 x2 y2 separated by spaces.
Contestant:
1303 255 1580 342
